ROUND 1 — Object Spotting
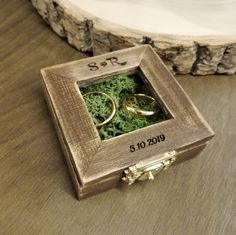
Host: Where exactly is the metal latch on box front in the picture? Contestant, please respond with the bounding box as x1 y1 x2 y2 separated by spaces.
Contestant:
122 150 176 185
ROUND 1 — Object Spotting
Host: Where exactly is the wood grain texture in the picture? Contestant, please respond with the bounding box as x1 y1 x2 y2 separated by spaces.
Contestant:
0 1 235 234
30 0 236 75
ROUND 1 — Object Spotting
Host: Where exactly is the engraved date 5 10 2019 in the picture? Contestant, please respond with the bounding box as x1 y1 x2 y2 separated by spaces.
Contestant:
129 134 165 153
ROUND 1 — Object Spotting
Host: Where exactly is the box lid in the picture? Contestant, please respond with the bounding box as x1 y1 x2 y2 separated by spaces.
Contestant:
41 45 214 199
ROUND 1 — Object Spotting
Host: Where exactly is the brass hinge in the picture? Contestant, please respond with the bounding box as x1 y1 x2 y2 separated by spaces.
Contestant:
122 150 176 185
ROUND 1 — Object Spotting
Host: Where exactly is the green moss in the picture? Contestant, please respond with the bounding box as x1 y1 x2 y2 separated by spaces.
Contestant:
81 74 166 140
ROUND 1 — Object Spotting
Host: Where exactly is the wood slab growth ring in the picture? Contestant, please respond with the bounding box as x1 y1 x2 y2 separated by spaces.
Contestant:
31 0 236 75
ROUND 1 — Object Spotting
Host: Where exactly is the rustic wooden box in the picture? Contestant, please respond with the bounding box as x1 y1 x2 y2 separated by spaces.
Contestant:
41 45 214 200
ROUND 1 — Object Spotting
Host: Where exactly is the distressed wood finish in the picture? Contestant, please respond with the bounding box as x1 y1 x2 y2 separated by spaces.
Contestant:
31 0 236 75
42 45 214 199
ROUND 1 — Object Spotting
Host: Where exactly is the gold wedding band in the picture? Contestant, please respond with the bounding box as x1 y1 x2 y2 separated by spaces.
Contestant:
83 92 116 128
123 93 157 116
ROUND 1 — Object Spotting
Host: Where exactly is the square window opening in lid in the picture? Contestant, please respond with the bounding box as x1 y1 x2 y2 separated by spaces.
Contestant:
78 69 173 141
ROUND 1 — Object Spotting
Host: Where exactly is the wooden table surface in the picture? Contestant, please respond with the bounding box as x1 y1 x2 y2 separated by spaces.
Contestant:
1 1 235 235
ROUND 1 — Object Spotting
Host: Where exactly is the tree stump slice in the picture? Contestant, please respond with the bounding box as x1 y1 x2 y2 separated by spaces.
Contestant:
31 0 236 75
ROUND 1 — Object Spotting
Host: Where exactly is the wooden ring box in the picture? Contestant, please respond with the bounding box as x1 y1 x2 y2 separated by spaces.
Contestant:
41 45 214 200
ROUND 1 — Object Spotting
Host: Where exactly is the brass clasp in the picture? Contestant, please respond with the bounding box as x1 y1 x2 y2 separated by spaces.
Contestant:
122 150 176 185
